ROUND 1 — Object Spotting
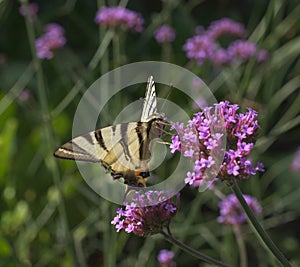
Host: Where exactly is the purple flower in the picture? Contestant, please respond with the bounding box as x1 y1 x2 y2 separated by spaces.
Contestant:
183 18 268 66
19 89 31 101
154 25 176 43
291 147 300 172
158 249 176 267
35 23 66 59
256 49 269 62
95 6 144 32
228 40 257 61
218 194 262 225
19 2 38 21
211 48 233 65
183 35 217 65
170 101 264 188
206 18 246 40
111 191 179 236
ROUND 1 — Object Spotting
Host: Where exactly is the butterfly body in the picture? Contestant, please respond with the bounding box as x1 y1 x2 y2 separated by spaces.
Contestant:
54 76 166 187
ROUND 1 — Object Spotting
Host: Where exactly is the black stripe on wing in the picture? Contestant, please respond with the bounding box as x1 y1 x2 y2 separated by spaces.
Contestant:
136 121 144 160
94 130 109 152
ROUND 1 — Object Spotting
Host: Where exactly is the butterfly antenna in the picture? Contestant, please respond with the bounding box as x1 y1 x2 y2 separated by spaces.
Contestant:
154 121 173 136
156 140 172 145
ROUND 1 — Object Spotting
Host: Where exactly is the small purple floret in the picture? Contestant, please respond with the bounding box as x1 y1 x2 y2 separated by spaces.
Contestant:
218 194 262 225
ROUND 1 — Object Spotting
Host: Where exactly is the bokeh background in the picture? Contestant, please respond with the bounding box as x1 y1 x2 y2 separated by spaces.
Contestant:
0 0 300 266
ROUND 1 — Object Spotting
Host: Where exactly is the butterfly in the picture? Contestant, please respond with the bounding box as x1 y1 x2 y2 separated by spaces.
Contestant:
54 76 167 187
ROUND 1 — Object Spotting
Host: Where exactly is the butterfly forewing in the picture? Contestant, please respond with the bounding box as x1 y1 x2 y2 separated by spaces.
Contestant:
141 76 158 122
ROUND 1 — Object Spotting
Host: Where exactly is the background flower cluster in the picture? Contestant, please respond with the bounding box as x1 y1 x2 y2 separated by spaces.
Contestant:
183 18 268 65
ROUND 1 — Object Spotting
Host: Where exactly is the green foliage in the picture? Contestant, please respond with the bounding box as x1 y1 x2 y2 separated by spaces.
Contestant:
0 0 299 266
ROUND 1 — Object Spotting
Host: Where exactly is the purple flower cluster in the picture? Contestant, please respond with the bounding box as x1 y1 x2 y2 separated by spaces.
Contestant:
291 147 300 172
154 25 176 43
183 35 217 65
170 101 264 188
19 2 39 21
111 191 179 236
211 48 233 65
95 6 144 33
228 40 257 60
35 23 66 59
157 249 176 267
183 18 268 65
206 18 246 40
218 194 262 225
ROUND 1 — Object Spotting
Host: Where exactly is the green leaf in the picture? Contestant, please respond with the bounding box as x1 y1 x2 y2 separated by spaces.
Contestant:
0 118 17 183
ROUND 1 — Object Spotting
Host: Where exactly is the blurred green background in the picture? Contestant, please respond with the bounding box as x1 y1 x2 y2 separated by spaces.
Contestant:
0 0 300 266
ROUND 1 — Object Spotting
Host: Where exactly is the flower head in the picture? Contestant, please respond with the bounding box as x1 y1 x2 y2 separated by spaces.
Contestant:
291 147 300 172
256 49 269 62
218 194 262 225
206 18 246 40
95 6 144 32
154 25 176 43
19 89 31 101
228 40 257 61
111 191 179 236
211 48 233 65
170 101 264 188
183 18 268 66
158 249 176 267
35 23 66 59
183 35 216 65
19 2 38 21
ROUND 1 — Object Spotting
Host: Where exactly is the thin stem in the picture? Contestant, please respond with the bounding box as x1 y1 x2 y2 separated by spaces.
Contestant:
233 224 247 267
88 30 114 70
0 62 34 115
212 187 227 200
161 227 232 267
231 179 291 267
161 42 172 62
97 0 110 75
20 0 78 265
113 31 121 68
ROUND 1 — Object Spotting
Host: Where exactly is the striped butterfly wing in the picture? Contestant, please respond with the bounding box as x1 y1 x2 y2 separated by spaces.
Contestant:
54 120 164 186
54 123 148 179
141 76 158 122
54 76 165 187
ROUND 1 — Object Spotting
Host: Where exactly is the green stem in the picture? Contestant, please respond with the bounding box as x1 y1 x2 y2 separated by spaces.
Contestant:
233 224 247 267
113 30 121 68
20 0 78 265
161 42 172 62
88 30 114 70
231 179 291 267
161 227 231 267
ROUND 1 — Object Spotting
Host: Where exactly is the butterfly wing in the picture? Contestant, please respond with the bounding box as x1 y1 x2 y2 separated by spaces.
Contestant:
141 76 158 122
54 75 165 187
54 121 161 185
54 122 139 166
